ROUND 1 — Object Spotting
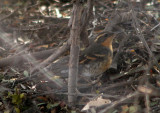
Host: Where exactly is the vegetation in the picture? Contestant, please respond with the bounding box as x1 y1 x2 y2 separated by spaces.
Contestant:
0 0 160 112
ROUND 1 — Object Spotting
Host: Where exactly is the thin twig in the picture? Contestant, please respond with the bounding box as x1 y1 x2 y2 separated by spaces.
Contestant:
128 1 160 72
98 92 140 113
0 7 19 22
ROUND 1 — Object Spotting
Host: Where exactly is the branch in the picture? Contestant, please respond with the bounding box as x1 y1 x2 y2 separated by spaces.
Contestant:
31 40 70 74
68 1 84 104
0 48 56 68
128 1 160 72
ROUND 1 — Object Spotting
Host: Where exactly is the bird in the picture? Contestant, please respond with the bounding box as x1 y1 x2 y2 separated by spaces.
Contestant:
46 32 115 81
78 33 114 78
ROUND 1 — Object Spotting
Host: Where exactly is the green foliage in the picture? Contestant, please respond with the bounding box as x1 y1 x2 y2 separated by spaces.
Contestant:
15 107 20 113
23 70 29 77
150 101 158 107
0 73 4 81
7 88 26 113
129 106 138 113
71 110 76 113
4 110 10 113
46 102 60 109
121 105 140 113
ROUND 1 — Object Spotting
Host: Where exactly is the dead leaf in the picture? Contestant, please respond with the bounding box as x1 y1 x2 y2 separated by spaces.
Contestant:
49 43 57 47
121 105 129 113
138 86 152 94
156 81 160 87
130 49 135 52
37 96 48 102
105 18 109 21
35 44 49 50
81 96 111 111
51 109 56 113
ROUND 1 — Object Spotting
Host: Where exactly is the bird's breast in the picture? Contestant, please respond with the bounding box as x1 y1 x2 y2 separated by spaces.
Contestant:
79 54 112 77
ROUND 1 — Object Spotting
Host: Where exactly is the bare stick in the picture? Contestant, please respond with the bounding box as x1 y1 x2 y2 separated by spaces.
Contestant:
68 1 83 104
0 48 56 68
31 41 70 74
0 7 18 22
80 0 94 47
98 92 140 113
128 1 160 70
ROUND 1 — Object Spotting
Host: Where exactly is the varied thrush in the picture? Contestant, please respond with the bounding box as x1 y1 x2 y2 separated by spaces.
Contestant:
47 32 115 79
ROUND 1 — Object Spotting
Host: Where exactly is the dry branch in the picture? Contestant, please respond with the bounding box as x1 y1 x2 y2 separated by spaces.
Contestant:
98 92 140 113
68 1 83 104
31 41 70 74
0 48 56 68
128 2 160 71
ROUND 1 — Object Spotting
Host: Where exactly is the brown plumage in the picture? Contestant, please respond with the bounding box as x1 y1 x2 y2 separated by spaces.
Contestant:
47 33 115 78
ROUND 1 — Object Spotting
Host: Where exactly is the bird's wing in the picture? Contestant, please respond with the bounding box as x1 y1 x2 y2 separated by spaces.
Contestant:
47 43 112 77
79 43 111 64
